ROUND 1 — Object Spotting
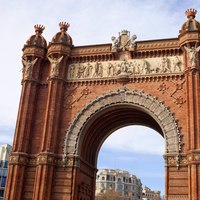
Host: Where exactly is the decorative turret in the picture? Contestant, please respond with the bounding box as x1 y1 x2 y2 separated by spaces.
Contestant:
22 24 47 58
48 22 73 57
179 8 200 46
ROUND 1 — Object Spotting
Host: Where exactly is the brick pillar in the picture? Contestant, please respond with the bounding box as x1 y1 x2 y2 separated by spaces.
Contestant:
4 57 45 200
185 45 200 200
32 54 69 200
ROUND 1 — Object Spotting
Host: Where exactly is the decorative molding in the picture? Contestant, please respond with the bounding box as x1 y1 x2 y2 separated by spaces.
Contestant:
63 88 183 166
67 56 184 81
157 80 186 107
71 46 111 55
136 40 179 50
64 86 92 110
164 154 187 167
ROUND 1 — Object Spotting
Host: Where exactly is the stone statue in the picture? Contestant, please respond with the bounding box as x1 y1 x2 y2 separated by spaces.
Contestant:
111 36 119 49
48 56 63 76
130 34 137 48
22 57 38 79
184 46 200 68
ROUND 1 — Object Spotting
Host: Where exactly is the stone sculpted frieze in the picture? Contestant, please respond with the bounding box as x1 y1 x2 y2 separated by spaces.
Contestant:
67 56 183 80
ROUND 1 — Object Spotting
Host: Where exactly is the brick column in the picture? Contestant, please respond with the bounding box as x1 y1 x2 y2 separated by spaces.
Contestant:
32 58 67 200
185 47 200 200
5 56 45 200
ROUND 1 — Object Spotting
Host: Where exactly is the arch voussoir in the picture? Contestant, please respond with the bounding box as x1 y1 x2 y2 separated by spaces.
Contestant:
63 88 182 165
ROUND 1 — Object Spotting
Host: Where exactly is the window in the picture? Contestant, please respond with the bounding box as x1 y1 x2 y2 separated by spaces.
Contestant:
1 177 6 187
0 189 4 197
102 176 105 180
106 175 110 181
117 184 123 190
4 161 8 168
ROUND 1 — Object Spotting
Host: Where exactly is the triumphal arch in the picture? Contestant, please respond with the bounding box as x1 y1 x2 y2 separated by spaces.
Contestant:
5 8 200 200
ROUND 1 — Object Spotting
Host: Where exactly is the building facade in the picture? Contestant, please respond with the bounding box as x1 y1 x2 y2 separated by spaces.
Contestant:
0 145 12 200
4 8 200 200
142 186 161 200
96 169 142 200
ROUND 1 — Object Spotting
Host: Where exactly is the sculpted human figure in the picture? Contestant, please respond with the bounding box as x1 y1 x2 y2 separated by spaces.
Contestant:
85 63 93 78
48 56 63 76
142 59 151 74
107 63 114 76
173 56 182 72
69 64 75 79
22 57 38 79
93 62 103 77
130 34 137 48
184 46 200 68
160 57 171 73
77 64 86 78
111 36 119 49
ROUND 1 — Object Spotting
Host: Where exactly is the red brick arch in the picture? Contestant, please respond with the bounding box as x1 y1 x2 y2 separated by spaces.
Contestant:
63 88 182 166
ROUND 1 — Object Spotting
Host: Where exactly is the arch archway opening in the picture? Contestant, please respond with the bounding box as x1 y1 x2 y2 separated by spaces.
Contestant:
79 104 164 166
96 125 165 199
64 89 182 200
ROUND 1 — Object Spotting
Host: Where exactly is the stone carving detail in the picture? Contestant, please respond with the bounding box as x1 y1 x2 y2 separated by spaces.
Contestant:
63 88 182 167
157 80 186 107
164 155 187 168
111 30 137 51
22 57 38 79
184 45 200 68
64 86 91 110
48 55 63 77
67 56 183 80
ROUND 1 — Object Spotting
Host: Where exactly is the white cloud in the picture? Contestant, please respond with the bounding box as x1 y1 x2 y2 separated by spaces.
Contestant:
102 126 165 155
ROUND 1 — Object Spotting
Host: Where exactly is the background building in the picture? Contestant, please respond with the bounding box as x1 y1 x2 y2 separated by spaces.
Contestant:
142 186 161 200
96 169 143 200
0 144 12 200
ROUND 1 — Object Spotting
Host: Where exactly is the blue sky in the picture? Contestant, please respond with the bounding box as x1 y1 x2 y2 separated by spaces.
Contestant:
1 0 200 197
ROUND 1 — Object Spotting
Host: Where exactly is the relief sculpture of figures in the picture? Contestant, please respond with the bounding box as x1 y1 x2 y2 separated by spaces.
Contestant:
107 63 115 76
67 56 184 80
85 63 93 78
77 64 86 78
93 62 103 77
69 64 75 79
48 56 63 77
22 57 38 79
173 56 182 72
159 57 171 73
184 45 200 68
142 59 151 74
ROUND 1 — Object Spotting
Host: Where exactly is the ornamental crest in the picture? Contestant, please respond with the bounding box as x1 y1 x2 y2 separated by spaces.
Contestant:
111 30 137 51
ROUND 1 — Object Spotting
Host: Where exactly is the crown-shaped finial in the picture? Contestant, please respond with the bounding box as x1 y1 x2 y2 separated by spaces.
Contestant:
34 24 45 34
59 22 70 32
185 8 197 19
